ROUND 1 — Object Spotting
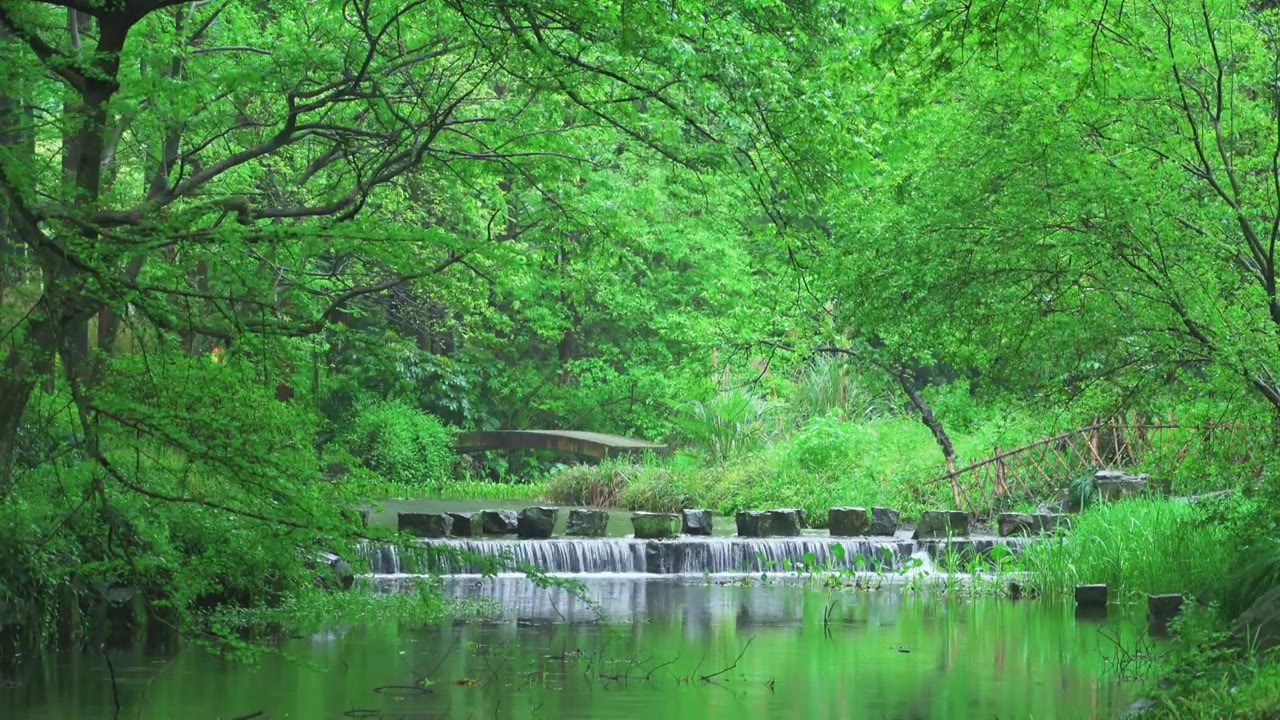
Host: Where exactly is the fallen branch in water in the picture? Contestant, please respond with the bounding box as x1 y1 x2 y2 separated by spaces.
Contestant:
700 636 756 683
645 653 681 681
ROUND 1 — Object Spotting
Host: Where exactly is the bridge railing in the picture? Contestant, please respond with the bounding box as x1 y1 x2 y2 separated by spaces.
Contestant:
923 416 1268 517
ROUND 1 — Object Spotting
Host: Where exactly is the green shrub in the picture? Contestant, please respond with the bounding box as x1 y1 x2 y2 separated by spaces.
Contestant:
781 412 858 473
1068 472 1098 511
348 400 454 488
784 356 892 425
670 387 781 461
545 461 634 506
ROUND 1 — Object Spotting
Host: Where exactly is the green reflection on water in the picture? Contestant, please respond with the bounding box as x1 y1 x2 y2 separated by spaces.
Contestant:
4 583 1145 720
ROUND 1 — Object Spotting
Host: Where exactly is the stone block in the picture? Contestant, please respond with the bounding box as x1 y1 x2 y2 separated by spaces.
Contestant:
447 512 474 537
828 507 870 537
632 512 680 539
681 509 713 535
566 509 609 537
870 507 900 536
1148 594 1184 636
517 507 558 538
1075 583 1108 608
479 509 518 535
912 510 969 539
398 512 452 538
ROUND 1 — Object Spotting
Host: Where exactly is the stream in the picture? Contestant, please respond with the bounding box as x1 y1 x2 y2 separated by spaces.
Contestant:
5 576 1145 719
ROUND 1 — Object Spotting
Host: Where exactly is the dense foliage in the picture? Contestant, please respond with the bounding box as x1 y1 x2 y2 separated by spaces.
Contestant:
5 0 1280 712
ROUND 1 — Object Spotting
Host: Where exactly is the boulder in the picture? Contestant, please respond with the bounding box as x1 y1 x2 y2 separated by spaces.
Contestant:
1075 583 1108 608
479 509 519 535
357 508 370 527
912 510 969 539
1121 698 1156 719
1035 513 1068 534
566 509 609 537
1235 585 1280 655
1148 594 1184 636
998 512 1062 537
517 507 558 538
1036 501 1063 515
828 507 870 537
870 507 900 536
447 512 474 537
398 512 452 537
1174 490 1234 505
681 509 713 535
997 513 1037 537
1094 469 1148 501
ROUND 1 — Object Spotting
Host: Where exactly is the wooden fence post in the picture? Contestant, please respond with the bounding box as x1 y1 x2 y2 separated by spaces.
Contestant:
994 446 1007 500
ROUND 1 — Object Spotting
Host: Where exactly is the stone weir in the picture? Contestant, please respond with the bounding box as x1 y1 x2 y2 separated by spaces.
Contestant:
360 535 1033 576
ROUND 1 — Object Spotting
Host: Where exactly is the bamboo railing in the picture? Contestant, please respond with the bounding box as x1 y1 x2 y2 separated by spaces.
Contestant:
924 416 1266 517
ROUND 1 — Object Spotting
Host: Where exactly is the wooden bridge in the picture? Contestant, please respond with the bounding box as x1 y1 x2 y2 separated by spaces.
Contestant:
454 430 667 459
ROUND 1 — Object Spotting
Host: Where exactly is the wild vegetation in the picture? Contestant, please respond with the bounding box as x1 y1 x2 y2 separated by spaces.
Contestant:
5 0 1280 716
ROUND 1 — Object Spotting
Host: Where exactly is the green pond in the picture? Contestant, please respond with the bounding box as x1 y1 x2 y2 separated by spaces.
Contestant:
4 577 1145 719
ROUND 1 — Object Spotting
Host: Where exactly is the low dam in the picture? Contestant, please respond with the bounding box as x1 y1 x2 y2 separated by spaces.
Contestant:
359 505 1043 576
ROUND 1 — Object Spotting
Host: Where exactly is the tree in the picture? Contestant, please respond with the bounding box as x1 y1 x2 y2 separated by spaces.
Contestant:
0 0 818 482
0 0 832 637
797 0 1280 425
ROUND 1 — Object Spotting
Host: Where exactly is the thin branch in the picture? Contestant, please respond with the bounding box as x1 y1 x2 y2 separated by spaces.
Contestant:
700 637 755 682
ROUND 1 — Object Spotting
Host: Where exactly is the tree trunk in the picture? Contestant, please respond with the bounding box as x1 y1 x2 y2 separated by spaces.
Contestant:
57 9 96 382
0 11 129 485
0 313 60 492
887 365 961 505
0 25 26 307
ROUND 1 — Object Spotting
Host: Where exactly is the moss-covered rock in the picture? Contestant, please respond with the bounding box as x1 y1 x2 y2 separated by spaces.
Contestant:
632 512 679 539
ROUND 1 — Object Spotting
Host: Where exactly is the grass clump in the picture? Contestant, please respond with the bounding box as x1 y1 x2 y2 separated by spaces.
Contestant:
1022 497 1235 601
437 479 547 501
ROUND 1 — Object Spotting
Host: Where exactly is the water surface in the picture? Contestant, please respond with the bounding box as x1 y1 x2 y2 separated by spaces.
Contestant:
4 577 1144 720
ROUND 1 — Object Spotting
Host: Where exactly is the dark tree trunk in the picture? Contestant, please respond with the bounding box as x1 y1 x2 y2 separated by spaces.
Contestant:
0 10 130 485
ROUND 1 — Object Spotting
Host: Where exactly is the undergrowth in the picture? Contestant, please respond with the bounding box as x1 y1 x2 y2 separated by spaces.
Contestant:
1022 498 1234 602
545 410 1058 522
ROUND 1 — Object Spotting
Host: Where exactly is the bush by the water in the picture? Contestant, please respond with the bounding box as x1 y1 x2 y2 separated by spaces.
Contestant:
1022 497 1235 602
347 400 454 488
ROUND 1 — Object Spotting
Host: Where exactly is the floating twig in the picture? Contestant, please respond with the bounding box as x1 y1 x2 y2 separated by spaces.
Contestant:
700 637 756 683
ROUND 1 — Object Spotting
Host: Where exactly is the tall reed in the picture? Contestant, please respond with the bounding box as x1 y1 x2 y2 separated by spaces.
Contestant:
1022 498 1233 601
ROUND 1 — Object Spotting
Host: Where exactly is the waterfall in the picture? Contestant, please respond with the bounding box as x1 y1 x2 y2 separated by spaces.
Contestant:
358 536 1033 576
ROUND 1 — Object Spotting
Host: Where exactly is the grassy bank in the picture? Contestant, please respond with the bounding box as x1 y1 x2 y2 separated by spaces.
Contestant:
1012 487 1280 719
541 412 1060 522
1021 498 1236 602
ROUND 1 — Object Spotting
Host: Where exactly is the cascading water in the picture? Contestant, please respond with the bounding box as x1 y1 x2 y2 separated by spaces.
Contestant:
358 535 1032 576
